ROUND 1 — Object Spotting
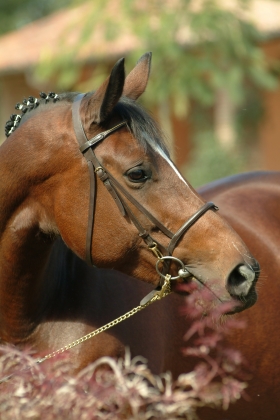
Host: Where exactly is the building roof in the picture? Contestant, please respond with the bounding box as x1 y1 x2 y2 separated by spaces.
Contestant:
243 0 280 36
0 0 279 75
0 2 138 75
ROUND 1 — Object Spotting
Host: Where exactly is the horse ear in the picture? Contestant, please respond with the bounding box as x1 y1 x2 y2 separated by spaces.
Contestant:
123 52 152 100
84 57 125 124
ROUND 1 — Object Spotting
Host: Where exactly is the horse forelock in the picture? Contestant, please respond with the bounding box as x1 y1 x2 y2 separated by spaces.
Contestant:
114 97 169 156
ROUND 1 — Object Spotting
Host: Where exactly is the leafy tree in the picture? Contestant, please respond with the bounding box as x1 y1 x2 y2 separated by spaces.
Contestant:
34 0 279 183
0 0 70 35
38 0 277 108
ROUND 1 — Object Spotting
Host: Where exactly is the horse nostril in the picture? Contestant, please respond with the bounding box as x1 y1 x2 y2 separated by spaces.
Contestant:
227 264 256 297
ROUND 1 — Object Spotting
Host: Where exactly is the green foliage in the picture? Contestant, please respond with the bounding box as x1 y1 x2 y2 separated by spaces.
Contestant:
0 0 70 35
43 0 277 111
184 130 248 187
34 0 279 120
32 0 279 181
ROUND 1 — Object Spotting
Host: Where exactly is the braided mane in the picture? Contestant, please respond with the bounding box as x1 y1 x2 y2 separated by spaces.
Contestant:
5 91 168 155
5 92 60 137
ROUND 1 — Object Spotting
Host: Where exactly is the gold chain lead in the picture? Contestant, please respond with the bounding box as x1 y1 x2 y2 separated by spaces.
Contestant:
37 275 172 364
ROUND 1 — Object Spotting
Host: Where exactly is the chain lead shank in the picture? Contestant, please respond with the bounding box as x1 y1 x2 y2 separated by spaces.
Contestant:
37 275 172 364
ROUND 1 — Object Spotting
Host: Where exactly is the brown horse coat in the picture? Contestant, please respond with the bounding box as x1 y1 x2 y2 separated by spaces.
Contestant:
198 171 280 420
0 53 265 418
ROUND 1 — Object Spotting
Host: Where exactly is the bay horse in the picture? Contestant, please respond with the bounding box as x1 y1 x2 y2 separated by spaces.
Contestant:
0 53 259 406
198 172 280 420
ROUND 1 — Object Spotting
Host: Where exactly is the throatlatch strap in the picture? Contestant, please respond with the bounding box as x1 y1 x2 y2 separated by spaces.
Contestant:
85 161 96 265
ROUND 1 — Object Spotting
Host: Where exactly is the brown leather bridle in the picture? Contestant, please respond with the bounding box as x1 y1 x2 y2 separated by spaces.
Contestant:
0 93 222 381
72 94 218 282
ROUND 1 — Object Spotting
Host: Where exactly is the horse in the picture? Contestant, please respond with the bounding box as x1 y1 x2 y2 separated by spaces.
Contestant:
197 172 280 420
0 52 259 405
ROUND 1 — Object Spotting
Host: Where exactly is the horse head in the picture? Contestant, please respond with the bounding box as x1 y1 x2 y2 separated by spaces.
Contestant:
2 53 259 314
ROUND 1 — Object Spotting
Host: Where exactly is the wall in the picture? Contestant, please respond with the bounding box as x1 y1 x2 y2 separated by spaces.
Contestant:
259 38 280 170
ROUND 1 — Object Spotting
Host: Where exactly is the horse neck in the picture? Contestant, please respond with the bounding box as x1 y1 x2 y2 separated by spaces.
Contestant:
0 134 57 342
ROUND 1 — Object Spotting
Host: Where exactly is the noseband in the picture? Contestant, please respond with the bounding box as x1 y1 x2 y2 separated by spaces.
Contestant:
72 94 218 282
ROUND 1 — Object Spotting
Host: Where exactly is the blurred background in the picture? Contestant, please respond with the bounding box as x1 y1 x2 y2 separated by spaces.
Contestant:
0 0 280 187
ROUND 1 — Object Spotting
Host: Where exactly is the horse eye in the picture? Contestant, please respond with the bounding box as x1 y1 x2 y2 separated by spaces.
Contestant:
127 168 148 183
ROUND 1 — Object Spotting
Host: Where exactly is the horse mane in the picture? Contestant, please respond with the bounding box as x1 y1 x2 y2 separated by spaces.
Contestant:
5 92 169 155
3 90 170 315
115 97 169 155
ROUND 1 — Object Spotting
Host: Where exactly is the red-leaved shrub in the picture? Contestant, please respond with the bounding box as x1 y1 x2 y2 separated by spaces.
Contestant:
0 283 247 419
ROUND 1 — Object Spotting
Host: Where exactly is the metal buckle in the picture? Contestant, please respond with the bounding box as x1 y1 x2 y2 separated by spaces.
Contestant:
148 242 163 259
